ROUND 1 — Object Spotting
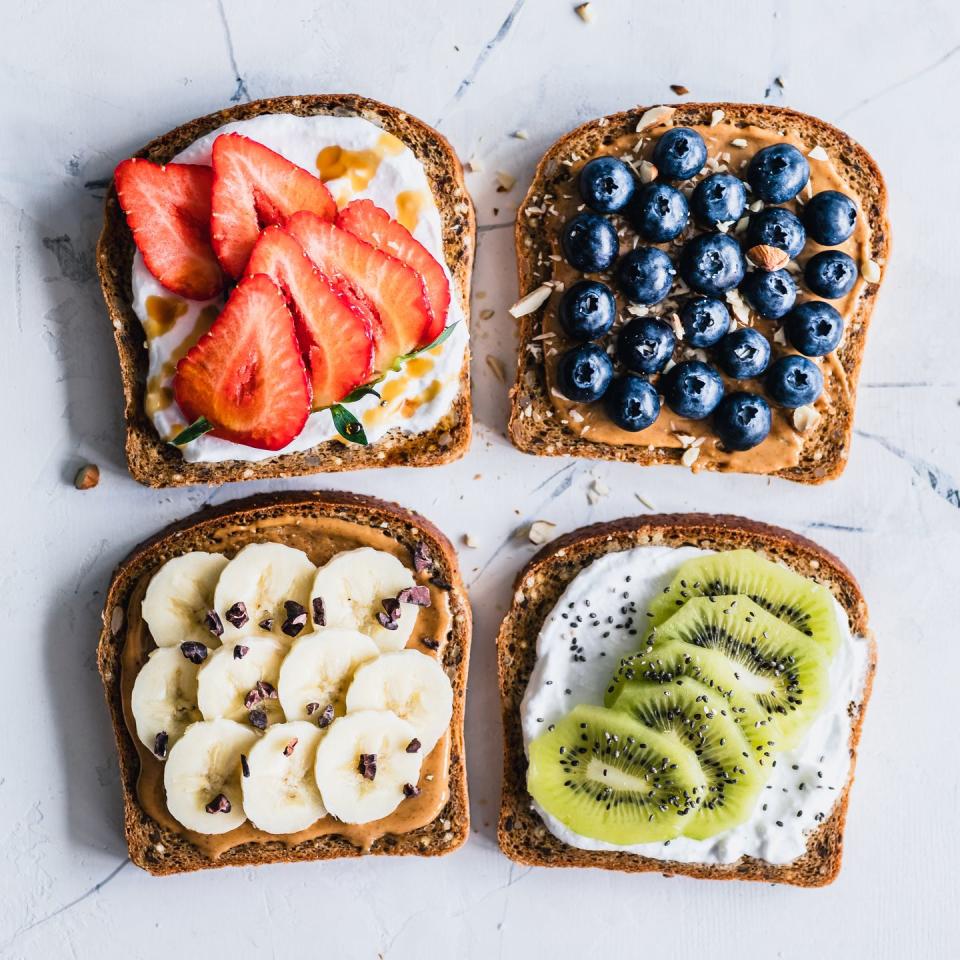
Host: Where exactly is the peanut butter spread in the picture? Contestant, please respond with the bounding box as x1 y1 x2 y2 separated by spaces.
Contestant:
537 116 872 474
120 515 452 858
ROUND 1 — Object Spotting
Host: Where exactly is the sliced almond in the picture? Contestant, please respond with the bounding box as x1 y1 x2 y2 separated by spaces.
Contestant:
670 84 689 96
463 533 479 549
747 244 790 272
710 109 725 127
528 520 557 545
792 405 821 434
730 137 748 148
574 2 594 22
681 446 700 468
485 355 506 383
495 170 517 192
512 130 529 140
509 283 554 318
636 105 675 132
808 145 829 161
861 259 881 284
638 160 659 184
479 308 495 320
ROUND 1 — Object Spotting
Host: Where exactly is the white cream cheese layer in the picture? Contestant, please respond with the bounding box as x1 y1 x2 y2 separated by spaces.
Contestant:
131 113 467 463
520 546 871 866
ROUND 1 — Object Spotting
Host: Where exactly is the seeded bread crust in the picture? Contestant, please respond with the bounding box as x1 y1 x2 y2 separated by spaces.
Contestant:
97 490 471 876
497 514 876 886
508 103 890 484
97 94 475 488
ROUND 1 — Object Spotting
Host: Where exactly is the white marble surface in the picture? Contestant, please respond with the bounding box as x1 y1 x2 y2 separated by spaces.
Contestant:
2 1 959 957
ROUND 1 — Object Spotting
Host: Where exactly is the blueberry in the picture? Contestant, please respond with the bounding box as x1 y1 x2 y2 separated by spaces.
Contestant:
679 233 745 296
716 328 772 379
652 127 707 180
561 212 619 273
713 392 772 451
691 174 747 226
804 250 858 299
784 301 844 357
766 355 824 408
617 317 675 374
630 183 689 242
741 268 797 319
579 156 637 214
661 360 725 420
679 297 730 347
558 280 616 340
604 374 661 432
803 190 857 246
746 207 806 259
747 144 810 203
555 343 614 402
616 247 675 305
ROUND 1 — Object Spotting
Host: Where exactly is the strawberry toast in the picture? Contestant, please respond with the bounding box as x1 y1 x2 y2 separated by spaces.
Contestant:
98 95 474 487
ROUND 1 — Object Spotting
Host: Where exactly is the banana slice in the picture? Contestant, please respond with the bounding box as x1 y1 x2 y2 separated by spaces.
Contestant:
241 721 327 834
164 719 257 834
277 628 379 722
130 646 203 758
313 710 423 824
345 650 453 754
310 547 424 652
141 551 229 648
197 638 286 729
213 543 316 643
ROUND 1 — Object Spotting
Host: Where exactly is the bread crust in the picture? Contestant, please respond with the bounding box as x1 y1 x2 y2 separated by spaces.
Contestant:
97 490 471 875
97 94 475 488
508 102 891 484
496 513 876 886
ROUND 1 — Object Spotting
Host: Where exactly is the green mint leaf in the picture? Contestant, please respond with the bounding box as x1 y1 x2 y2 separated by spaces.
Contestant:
169 416 214 446
330 404 368 445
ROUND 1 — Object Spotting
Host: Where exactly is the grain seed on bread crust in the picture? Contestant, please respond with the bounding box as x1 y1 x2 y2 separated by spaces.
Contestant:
97 490 471 876
497 513 876 886
97 94 475 488
508 103 890 484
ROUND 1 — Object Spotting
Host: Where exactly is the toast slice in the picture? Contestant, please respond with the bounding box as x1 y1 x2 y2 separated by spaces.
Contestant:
497 514 875 886
97 490 471 876
97 94 475 487
508 102 890 483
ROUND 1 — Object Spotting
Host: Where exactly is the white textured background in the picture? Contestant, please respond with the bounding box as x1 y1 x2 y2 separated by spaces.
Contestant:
2 1 959 957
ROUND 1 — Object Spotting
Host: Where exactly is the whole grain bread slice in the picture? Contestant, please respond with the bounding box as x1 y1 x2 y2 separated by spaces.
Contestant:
98 490 471 876
497 514 875 886
508 102 890 484
97 94 475 488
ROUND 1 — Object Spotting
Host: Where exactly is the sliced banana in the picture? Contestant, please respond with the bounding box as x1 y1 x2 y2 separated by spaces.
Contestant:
241 721 327 834
345 650 453 754
130 646 203 758
164 719 257 834
313 710 423 824
310 547 422 652
277 628 379 722
213 543 316 643
141 551 229 648
197 638 286 729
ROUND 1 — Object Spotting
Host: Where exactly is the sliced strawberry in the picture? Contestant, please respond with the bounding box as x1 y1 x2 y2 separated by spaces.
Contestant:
210 133 336 278
337 199 449 344
173 274 310 450
246 226 375 408
114 158 224 300
285 212 432 371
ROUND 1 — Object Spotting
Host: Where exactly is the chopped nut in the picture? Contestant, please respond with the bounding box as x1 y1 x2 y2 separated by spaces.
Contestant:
283 738 299 757
747 244 791 271
509 283 554 318
574 2 594 22
74 463 99 490
861 259 881 283
358 753 377 781
670 84 689 95
808 145 829 161
635 105 675 132
465 157 483 173
479 308 495 320
512 129 529 140
495 170 517 192
486 354 506 383
180 641 208 665
463 533 479 548
792 405 821 434
710 109 725 127
528 520 557 545
730 137 748 148
681 446 701 468
638 159 658 184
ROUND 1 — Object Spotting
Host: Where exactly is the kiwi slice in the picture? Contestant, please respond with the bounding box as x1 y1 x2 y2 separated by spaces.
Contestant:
609 678 765 840
646 550 841 655
606 596 829 751
527 704 707 845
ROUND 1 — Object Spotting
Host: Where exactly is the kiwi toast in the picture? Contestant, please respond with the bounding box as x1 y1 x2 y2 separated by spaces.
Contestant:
508 102 889 483
97 94 475 488
497 513 875 886
98 490 470 875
